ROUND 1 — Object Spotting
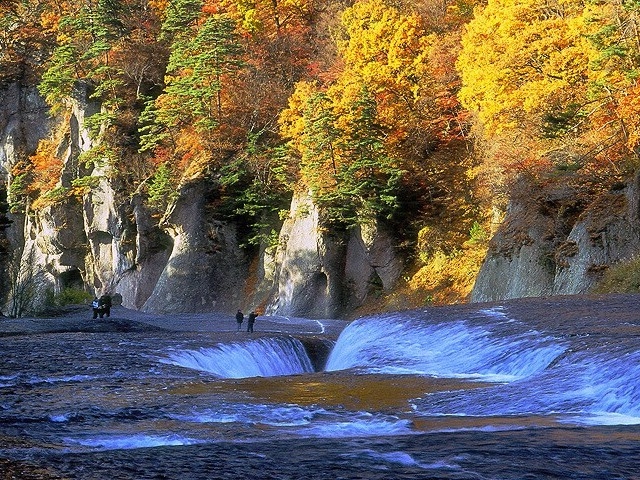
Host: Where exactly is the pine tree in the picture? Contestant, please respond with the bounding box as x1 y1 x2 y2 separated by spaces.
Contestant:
334 86 403 224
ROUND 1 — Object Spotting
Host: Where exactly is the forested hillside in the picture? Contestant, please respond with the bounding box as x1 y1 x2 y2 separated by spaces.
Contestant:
2 0 640 311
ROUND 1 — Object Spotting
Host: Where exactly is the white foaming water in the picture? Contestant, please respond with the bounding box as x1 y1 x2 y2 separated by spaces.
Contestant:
65 434 202 450
296 413 414 438
354 449 460 471
410 346 640 425
325 314 565 381
568 412 640 426
161 337 313 378
554 350 640 420
169 402 413 438
49 414 71 423
170 403 322 427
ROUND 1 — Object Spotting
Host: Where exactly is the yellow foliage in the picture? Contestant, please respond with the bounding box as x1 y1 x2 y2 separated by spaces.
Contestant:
408 242 488 305
220 0 313 34
29 138 63 194
619 84 640 152
335 0 432 137
148 0 169 17
278 80 321 152
457 0 596 134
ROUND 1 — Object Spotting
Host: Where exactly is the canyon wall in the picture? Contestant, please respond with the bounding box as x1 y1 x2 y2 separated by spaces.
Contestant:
471 178 640 302
0 84 404 317
7 82 636 317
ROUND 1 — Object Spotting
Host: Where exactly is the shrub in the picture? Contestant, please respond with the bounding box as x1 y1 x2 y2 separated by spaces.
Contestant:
53 288 93 306
593 257 640 294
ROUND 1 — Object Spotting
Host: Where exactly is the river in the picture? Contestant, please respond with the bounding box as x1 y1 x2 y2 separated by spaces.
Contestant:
1 295 640 479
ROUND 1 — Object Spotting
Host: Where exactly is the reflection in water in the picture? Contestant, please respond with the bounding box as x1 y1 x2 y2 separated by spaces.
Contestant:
2 299 640 478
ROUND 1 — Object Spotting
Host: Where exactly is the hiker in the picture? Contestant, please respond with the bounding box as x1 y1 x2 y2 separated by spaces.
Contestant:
91 297 100 319
247 311 257 333
235 309 244 331
98 294 112 318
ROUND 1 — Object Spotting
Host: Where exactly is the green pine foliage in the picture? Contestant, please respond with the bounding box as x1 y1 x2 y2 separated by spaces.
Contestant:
141 12 244 150
218 134 294 246
147 162 178 211
300 87 404 230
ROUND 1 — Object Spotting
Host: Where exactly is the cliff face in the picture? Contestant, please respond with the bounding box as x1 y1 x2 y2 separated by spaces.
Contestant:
5 82 639 315
262 191 404 318
472 178 640 302
1 84 404 317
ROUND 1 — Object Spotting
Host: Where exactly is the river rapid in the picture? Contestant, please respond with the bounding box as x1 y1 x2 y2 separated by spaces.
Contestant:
2 295 640 479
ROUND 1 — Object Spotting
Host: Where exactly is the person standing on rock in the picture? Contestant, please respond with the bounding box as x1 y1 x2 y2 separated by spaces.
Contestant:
91 297 100 319
98 294 112 318
247 311 257 333
235 309 244 331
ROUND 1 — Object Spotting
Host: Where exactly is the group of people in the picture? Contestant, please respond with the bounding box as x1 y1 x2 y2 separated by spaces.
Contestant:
236 309 258 333
91 295 259 332
91 294 112 319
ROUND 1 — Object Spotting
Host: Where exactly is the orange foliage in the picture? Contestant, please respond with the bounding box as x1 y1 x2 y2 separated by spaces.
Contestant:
408 243 488 305
617 83 640 153
29 139 63 194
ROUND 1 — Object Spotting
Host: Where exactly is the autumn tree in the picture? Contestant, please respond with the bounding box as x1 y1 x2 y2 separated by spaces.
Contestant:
39 0 130 113
140 9 245 179
458 0 640 179
457 0 595 135
0 0 56 83
330 86 403 225
280 0 476 231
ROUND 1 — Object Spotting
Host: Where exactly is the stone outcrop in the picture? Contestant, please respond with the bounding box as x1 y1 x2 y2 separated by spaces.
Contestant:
264 192 346 318
10 79 640 316
0 83 406 317
345 220 404 306
263 191 404 318
140 182 248 313
0 83 51 177
472 178 640 302
0 83 54 305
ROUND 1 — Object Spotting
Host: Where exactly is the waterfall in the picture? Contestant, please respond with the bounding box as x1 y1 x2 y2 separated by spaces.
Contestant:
325 313 566 381
162 337 314 378
159 311 640 423
418 347 640 422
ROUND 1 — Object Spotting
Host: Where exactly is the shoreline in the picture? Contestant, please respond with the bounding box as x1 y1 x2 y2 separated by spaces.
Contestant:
0 305 348 340
3 292 640 340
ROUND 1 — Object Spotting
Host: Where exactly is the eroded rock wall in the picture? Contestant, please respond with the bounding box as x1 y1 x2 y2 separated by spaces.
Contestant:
262 191 405 318
1 83 406 317
472 178 640 302
141 182 248 313
0 83 55 307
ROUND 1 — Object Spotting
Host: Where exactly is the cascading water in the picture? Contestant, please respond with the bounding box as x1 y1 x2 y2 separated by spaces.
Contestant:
325 313 566 381
416 346 640 423
323 311 640 424
144 312 640 423
162 336 314 378
5 297 640 479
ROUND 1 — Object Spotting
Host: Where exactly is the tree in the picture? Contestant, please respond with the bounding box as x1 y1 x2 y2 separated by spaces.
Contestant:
457 0 593 136
140 12 245 166
334 86 403 222
280 83 403 229
0 0 56 84
220 0 318 35
6 247 40 318
299 90 340 193
334 0 433 145
39 0 130 111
